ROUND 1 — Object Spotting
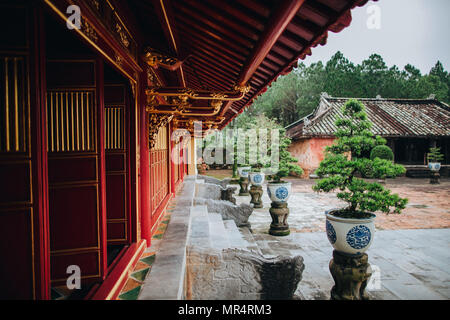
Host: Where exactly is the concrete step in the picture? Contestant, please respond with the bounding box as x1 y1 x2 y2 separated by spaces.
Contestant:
208 212 231 250
190 205 208 218
189 205 211 247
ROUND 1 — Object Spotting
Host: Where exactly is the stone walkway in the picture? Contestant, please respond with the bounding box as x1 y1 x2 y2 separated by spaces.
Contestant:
230 176 450 300
250 229 450 300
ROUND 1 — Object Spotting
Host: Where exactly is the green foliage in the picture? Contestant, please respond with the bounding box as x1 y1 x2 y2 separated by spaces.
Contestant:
313 99 408 216
427 147 444 163
235 53 449 127
267 128 303 182
370 145 394 161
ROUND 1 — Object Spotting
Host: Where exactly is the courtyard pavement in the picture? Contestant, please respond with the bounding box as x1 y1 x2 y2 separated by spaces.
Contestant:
229 174 450 300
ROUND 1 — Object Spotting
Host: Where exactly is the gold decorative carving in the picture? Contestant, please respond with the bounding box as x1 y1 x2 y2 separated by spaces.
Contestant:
143 47 181 70
234 84 251 94
147 114 173 149
145 87 247 101
89 0 100 10
145 84 252 117
115 23 130 48
81 17 98 43
129 80 136 99
147 67 162 87
210 100 223 112
115 54 123 66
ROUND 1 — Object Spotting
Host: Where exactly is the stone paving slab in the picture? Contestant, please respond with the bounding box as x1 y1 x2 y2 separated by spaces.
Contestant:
250 229 450 300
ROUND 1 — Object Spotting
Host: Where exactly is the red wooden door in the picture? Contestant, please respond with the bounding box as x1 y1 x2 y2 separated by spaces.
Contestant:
104 84 131 245
0 1 49 299
46 59 107 285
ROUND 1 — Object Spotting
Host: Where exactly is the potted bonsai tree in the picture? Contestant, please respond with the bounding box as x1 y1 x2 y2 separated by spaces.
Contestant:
248 162 265 208
237 164 251 178
266 129 303 203
265 129 303 236
313 99 408 255
249 162 265 187
427 147 444 172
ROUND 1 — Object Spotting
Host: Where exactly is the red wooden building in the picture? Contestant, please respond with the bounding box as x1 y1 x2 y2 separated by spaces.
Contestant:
0 0 373 300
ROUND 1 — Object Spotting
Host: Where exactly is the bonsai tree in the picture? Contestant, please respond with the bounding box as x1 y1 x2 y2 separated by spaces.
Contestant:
267 128 303 183
427 147 444 163
251 161 263 172
313 99 408 217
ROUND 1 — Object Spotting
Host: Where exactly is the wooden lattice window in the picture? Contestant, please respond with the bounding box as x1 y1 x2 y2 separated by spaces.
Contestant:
150 125 169 213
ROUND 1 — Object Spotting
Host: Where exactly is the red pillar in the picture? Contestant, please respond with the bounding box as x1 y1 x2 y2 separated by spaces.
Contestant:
139 73 151 247
169 122 176 194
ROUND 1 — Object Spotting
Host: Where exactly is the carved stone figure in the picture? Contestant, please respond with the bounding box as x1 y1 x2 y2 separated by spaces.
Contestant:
196 182 236 204
194 198 253 228
197 175 231 189
186 247 304 300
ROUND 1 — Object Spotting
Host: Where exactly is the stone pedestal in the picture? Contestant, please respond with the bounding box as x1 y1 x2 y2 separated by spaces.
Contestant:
239 177 249 196
430 171 440 184
269 202 290 236
249 185 263 208
329 250 372 300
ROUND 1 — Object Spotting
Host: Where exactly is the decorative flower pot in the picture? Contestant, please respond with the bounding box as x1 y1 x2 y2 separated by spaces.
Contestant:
249 172 265 186
237 166 251 178
267 182 291 204
325 210 375 255
428 162 441 172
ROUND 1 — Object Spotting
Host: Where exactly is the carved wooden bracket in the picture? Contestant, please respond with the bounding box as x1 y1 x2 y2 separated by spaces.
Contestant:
146 85 250 102
143 47 183 71
145 84 250 117
147 113 173 149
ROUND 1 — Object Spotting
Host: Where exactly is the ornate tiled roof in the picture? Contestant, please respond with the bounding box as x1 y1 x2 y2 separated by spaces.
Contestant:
286 96 450 139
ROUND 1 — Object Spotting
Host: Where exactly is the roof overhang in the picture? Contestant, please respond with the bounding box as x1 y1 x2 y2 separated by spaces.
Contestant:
120 0 377 132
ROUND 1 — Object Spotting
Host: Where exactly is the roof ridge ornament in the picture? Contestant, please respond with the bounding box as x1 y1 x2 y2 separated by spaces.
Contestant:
321 92 331 99
427 94 436 100
304 117 311 127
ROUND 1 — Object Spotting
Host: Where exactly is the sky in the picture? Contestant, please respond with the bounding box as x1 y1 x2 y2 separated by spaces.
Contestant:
302 0 450 74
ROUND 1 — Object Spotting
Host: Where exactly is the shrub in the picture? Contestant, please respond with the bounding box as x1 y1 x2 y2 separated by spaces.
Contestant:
370 145 394 161
267 128 303 183
313 99 408 218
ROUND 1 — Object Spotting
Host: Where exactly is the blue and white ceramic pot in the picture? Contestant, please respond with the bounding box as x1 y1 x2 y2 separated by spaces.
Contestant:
267 182 291 203
325 210 375 255
428 162 441 172
249 172 265 186
237 166 251 178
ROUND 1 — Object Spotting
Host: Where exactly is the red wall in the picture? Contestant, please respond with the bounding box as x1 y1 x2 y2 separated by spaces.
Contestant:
288 137 335 177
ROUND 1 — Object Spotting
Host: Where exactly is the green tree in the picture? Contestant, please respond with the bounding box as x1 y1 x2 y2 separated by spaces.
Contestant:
361 54 388 97
233 53 450 129
313 99 408 217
